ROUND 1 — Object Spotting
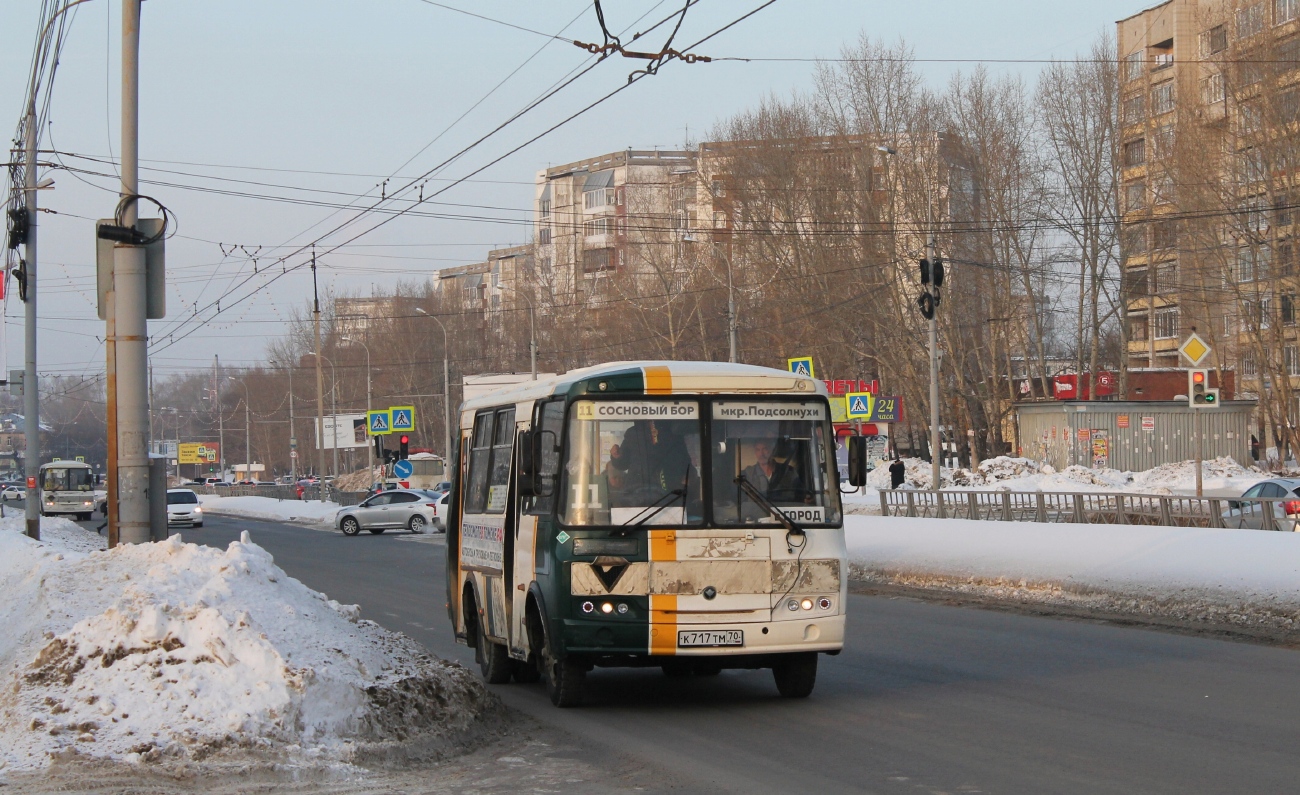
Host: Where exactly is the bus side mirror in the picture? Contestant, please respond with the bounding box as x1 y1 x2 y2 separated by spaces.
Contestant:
518 430 538 497
847 436 868 487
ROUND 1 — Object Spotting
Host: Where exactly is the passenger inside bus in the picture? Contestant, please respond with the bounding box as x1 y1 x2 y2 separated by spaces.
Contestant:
603 420 701 515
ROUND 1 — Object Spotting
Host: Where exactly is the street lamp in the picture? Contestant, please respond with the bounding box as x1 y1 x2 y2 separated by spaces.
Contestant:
879 142 942 490
683 236 738 363
270 358 296 481
341 336 374 484
414 308 453 468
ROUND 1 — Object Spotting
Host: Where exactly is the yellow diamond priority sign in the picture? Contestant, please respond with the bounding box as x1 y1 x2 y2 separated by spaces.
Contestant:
1178 333 1211 367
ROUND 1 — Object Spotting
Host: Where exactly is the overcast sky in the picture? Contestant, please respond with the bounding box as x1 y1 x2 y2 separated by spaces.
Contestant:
1 0 1144 381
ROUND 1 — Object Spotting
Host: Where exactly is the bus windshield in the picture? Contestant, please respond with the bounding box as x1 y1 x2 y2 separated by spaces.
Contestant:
559 398 840 527
43 467 93 492
710 401 840 526
561 400 703 526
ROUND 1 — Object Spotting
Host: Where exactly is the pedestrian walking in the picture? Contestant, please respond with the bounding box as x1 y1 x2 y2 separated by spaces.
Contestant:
889 456 906 490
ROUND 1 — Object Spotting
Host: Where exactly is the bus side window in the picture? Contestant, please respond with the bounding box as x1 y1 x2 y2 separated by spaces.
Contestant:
466 413 494 513
527 400 565 516
485 408 515 514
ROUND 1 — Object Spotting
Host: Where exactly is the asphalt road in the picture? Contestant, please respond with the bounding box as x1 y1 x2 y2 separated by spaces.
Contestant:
136 512 1300 794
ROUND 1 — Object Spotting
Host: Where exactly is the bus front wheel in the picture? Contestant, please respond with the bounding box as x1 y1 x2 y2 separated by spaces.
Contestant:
772 653 817 698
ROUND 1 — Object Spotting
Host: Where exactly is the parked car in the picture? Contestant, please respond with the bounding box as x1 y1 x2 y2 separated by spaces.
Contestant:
430 480 451 497
1224 479 1300 531
335 489 438 535
1 485 25 501
165 488 204 528
433 491 450 530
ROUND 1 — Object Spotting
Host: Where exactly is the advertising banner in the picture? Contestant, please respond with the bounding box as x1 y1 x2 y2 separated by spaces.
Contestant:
319 414 368 449
177 442 219 465
460 516 505 572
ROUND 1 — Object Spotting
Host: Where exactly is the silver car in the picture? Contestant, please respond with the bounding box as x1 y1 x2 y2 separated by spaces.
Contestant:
166 488 204 527
1224 478 1300 531
336 489 438 535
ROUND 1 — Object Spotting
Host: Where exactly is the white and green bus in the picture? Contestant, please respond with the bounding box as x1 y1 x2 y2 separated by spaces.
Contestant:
446 362 846 707
39 459 96 519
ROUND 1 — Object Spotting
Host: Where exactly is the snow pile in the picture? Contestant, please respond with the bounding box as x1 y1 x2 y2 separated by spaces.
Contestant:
0 523 497 773
332 468 383 493
1133 456 1260 493
846 515 1300 628
198 495 342 526
866 457 942 489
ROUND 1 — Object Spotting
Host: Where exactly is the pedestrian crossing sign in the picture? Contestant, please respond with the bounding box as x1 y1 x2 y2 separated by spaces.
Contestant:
846 391 875 419
367 409 392 436
390 406 415 433
787 356 815 378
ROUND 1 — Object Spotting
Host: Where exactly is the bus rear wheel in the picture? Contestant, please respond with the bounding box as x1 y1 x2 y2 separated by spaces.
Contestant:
476 616 512 684
772 652 817 698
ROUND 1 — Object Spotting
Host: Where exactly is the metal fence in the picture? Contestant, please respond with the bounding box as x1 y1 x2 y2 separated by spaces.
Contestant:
185 484 371 506
879 489 1299 532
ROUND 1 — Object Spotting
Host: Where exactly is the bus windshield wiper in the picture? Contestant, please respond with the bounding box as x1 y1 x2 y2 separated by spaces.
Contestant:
734 475 805 536
621 463 692 530
617 487 686 529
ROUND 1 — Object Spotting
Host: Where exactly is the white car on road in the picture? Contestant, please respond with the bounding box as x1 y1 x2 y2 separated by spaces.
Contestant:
166 488 204 527
335 489 438 535
1 485 25 501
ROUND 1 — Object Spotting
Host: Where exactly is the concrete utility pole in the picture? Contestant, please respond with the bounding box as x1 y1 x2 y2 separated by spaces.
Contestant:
108 0 151 545
927 227 941 492
286 362 296 480
310 251 326 486
229 378 250 482
415 308 452 465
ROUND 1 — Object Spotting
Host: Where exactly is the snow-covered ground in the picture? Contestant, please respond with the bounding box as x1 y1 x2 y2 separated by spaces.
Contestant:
0 517 496 775
198 494 342 527
846 514 1300 631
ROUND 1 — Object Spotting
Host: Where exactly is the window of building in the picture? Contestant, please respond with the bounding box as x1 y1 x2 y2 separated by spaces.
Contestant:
1123 223 1147 256
1156 261 1178 294
582 247 615 273
1279 241 1296 276
583 217 609 236
1240 3 1267 38
1281 88 1300 122
1123 93 1146 125
1240 101 1264 134
1202 72 1226 105
1280 0 1299 24
1242 348 1259 376
1288 345 1300 375
1124 51 1145 82
711 180 726 197
1203 25 1229 56
1152 124 1175 158
1154 172 1175 205
1279 37 1300 73
538 226 551 245
1151 82 1176 115
1124 266 1149 296
1153 219 1178 249
1123 138 1147 167
1240 60 1266 86
539 256 552 274
584 188 608 210
1283 291 1297 325
713 210 727 229
1129 313 1149 341
1153 50 1174 70
1154 307 1180 339
540 199 551 218
1126 181 1148 211
1239 149 1268 184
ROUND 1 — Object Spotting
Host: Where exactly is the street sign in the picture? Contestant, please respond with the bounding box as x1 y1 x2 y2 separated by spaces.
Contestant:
393 459 413 479
390 406 415 433
787 357 814 378
845 391 874 419
1179 333 1212 366
869 395 902 423
75 456 84 463
290 450 298 459
367 409 391 436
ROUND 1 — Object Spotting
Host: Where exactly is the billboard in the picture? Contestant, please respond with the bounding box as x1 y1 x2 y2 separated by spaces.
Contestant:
177 442 219 465
318 414 369 449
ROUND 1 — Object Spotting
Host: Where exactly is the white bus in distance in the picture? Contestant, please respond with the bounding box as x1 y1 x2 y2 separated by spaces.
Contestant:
39 460 96 519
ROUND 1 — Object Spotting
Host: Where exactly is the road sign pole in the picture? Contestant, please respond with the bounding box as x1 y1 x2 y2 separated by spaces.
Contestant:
1195 409 1203 497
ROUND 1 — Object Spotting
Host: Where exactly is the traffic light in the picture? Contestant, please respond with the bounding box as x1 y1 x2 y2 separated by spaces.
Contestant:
1188 369 1220 408
399 434 409 460
931 256 945 287
919 257 931 285
373 435 384 460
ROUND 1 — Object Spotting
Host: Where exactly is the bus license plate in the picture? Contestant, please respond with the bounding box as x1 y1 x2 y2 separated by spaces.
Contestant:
677 630 743 648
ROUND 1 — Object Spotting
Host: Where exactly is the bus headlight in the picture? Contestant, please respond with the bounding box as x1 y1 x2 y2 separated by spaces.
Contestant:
600 602 614 614
786 599 799 612
616 603 629 615
800 598 814 611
